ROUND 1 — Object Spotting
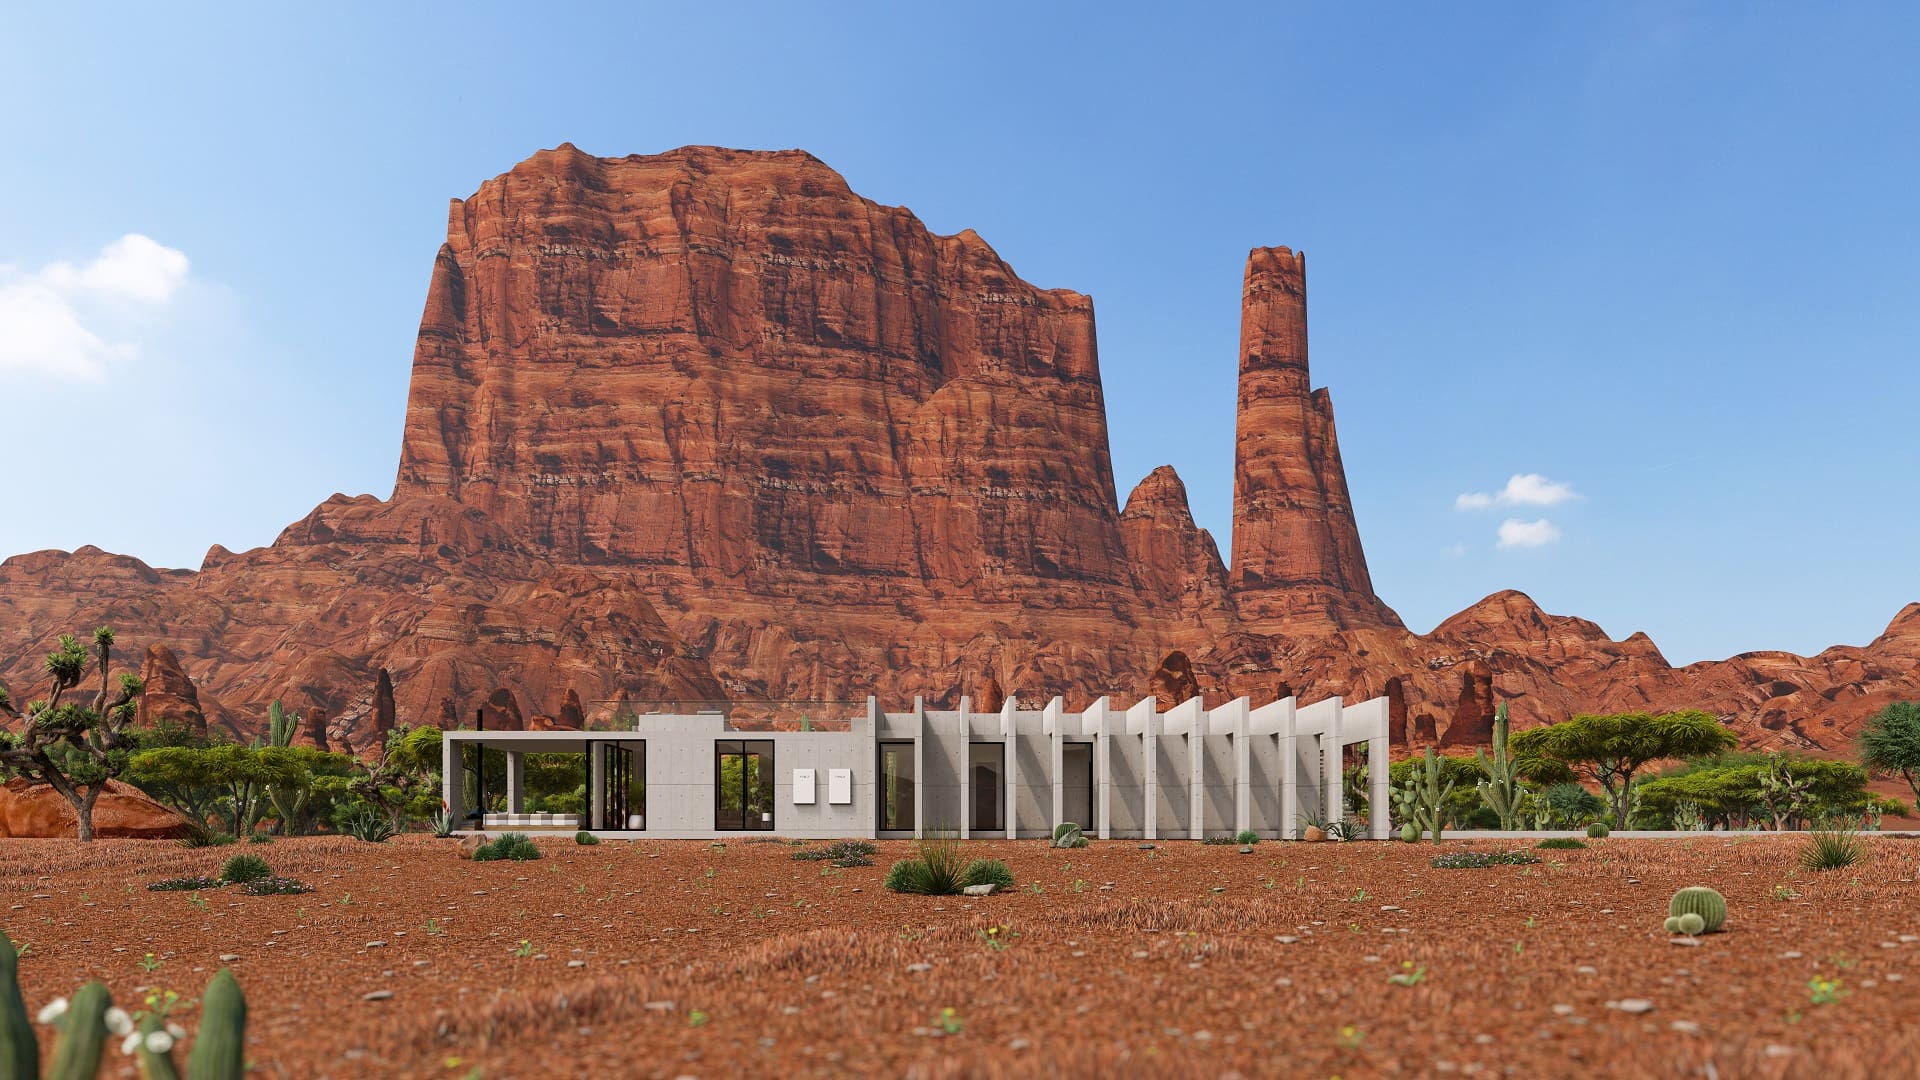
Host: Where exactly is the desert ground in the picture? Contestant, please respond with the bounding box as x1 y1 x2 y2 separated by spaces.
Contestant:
4 834 1916 1078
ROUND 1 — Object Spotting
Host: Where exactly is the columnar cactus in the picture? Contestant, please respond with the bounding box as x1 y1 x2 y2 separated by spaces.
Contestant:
1396 748 1455 843
2 931 248 1080
1668 886 1727 933
1474 702 1527 830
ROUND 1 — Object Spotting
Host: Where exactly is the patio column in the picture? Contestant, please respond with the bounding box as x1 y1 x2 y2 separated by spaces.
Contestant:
589 742 606 831
506 750 525 814
441 734 464 828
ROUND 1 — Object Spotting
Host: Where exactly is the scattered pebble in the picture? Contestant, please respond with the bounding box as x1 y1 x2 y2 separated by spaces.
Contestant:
1670 1021 1701 1035
218 954 241 962
362 991 393 1002
1607 999 1655 1015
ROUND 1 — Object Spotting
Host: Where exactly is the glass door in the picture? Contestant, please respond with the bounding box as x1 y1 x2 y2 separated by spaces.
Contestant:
599 740 645 831
715 740 775 831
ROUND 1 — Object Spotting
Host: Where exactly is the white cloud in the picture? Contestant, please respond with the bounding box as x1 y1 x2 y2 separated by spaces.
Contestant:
1496 517 1562 549
1456 472 1577 510
0 234 190 380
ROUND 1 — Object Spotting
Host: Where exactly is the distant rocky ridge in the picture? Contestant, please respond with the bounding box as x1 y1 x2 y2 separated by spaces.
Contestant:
0 145 1912 752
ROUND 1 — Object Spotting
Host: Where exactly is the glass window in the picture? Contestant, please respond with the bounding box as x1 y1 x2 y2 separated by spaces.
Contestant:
715 740 775 831
1062 742 1094 830
969 742 1005 833
878 741 915 832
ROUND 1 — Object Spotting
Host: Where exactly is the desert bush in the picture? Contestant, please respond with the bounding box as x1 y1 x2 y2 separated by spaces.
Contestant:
574 830 600 846
1799 829 1865 871
962 859 1014 889
1431 850 1541 869
246 831 272 844
473 832 541 862
218 853 271 884
1235 829 1259 845
177 823 238 849
1536 837 1586 850
883 834 1003 894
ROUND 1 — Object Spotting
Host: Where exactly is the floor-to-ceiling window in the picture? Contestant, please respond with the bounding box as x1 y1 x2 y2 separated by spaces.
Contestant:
969 742 1005 833
597 740 645 831
1063 742 1093 829
878 741 915 833
714 740 775 831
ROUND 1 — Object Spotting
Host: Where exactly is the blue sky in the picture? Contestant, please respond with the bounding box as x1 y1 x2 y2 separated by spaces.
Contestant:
2 3 1915 665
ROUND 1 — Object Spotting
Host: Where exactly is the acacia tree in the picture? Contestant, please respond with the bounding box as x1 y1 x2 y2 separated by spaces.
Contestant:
0 628 145 841
1508 710 1737 829
1859 701 1920 806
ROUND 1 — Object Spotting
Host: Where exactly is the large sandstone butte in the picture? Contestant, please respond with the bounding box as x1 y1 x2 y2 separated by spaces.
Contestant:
0 144 1913 752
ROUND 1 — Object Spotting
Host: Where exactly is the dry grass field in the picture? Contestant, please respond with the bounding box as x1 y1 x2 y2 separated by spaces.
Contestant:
3 833 1916 1078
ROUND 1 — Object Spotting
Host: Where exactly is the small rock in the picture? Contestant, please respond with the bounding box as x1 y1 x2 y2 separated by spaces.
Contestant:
1274 936 1300 944
1608 999 1655 1015
218 954 241 962
1575 966 1598 975
907 963 932 973
962 884 996 896
1009 1038 1031 1050
568 960 586 968
1669 938 1702 947
362 991 393 1002
1238 846 1254 854
1302 826 1326 843
1552 1004 1575 1016
457 835 486 860
1138 844 1155 851
364 941 386 948
644 1001 675 1012
1670 1020 1701 1034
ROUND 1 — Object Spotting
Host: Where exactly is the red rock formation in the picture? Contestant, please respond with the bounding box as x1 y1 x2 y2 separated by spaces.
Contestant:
974 675 1006 715
371 669 397 737
134 644 207 738
1228 248 1399 633
559 689 586 730
1438 659 1497 747
300 706 329 751
0 145 1911 756
483 687 525 731
1147 651 1202 711
526 714 562 731
0 778 188 839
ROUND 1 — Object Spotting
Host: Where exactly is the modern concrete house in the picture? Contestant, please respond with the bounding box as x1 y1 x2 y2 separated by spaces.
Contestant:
440 692 1393 840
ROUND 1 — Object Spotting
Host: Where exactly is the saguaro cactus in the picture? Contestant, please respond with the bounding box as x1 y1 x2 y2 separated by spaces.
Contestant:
1474 702 1527 830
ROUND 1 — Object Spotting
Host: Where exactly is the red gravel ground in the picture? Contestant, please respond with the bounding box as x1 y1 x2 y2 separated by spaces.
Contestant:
3 834 1916 1078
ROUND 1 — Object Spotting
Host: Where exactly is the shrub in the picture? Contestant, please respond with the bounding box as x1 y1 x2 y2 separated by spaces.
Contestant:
246 831 273 844
1668 886 1728 932
177 824 238 849
343 808 396 843
219 854 272 884
574 830 600 846
430 809 455 838
1799 829 1864 871
962 859 1015 890
1431 850 1542 869
1536 837 1586 850
1586 822 1610 838
241 876 314 896
1235 829 1260 846
147 875 224 892
883 834 986 895
473 833 542 862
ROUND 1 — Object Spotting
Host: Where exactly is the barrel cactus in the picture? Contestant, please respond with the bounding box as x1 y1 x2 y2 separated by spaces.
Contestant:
1668 886 1727 933
1662 916 1682 934
1586 821 1609 839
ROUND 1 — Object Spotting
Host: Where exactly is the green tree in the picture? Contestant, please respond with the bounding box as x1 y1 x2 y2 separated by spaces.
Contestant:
1634 753 1870 829
1508 710 1737 829
0 628 145 841
127 744 311 836
1858 701 1920 806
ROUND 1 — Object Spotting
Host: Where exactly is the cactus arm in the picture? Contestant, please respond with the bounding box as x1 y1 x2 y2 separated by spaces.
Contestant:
184 968 246 1080
48 981 112 1080
0 932 39 1080
135 1010 184 1080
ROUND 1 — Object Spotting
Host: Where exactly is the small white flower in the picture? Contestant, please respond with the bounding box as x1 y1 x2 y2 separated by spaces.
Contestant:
120 1032 142 1056
166 1022 187 1040
36 997 68 1024
105 1007 133 1036
144 1030 175 1054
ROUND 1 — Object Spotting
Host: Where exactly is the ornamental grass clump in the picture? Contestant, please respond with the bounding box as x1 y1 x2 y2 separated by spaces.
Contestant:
472 833 542 862
1430 850 1542 869
1536 837 1587 850
1799 829 1865 871
883 834 1010 895
218 854 271 885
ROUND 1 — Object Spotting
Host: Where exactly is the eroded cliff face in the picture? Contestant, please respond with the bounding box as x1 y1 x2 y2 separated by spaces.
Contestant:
0 145 1911 750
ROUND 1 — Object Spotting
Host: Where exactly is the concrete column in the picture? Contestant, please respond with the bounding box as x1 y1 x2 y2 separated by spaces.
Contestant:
1047 697 1065 832
1369 736 1391 840
441 734 463 828
1230 698 1252 837
1002 698 1017 841
1090 698 1112 840
506 751 525 814
1188 704 1207 841
1143 705 1159 841
912 696 926 840
1324 697 1345 827
1279 698 1298 839
588 743 606 831
864 696 880 839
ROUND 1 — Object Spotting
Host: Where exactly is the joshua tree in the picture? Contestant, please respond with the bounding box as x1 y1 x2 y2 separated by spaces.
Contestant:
0 628 145 841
